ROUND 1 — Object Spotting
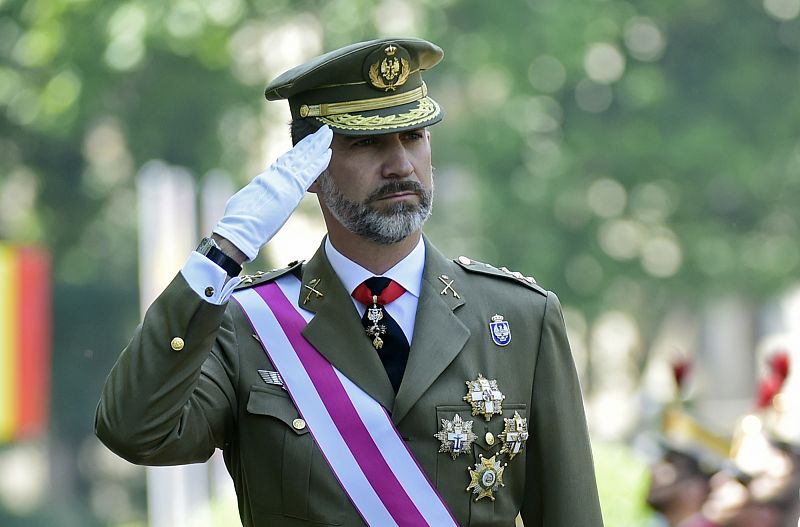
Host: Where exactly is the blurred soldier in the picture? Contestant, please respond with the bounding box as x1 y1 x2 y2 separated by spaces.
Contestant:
742 440 799 526
645 359 728 527
94 38 603 526
710 349 800 527
704 444 797 527
646 447 718 526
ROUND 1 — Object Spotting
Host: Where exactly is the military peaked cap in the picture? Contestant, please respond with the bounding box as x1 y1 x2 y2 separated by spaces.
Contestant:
264 37 444 136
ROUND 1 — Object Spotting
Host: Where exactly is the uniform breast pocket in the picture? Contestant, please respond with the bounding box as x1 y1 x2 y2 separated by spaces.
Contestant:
245 386 345 526
435 404 529 527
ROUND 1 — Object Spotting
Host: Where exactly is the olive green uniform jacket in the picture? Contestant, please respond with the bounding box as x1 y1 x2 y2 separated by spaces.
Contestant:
95 239 604 527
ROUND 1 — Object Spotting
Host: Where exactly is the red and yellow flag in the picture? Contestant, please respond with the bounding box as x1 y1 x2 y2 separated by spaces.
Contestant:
0 244 51 442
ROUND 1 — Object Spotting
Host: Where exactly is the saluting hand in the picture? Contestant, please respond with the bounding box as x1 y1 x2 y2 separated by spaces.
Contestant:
212 125 333 261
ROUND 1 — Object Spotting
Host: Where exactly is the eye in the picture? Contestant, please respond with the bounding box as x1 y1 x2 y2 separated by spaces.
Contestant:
402 129 426 141
351 137 376 147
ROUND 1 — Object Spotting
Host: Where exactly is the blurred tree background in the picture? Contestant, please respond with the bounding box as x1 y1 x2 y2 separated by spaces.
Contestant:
0 0 799 525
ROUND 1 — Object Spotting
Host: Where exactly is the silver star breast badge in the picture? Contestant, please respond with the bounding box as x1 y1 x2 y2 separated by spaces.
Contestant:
498 411 529 460
463 374 505 421
434 414 477 460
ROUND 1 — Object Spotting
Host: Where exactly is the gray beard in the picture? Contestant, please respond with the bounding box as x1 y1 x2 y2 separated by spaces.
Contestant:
316 171 434 245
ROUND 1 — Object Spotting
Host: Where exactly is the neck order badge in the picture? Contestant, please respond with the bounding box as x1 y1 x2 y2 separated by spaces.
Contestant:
233 275 458 527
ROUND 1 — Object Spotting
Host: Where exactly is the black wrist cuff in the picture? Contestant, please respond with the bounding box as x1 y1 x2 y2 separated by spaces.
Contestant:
204 245 242 278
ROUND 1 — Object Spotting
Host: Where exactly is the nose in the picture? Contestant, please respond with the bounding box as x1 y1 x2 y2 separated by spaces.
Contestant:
381 135 414 179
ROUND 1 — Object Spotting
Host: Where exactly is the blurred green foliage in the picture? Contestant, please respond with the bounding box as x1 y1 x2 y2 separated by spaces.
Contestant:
1 0 798 524
593 440 654 527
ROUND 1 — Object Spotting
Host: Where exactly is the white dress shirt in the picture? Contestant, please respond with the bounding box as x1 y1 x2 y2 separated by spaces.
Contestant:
324 236 425 344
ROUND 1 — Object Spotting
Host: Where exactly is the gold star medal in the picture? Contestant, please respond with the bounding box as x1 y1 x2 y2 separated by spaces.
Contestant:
466 455 506 502
434 414 477 460
498 411 529 460
463 374 505 421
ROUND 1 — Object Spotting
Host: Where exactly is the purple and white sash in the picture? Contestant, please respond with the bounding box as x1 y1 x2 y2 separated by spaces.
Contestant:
233 275 458 527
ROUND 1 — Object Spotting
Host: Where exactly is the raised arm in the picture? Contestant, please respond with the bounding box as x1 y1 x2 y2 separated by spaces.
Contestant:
95 126 332 465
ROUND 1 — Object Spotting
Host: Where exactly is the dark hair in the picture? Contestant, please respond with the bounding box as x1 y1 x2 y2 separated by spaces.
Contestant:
664 449 715 481
290 118 324 145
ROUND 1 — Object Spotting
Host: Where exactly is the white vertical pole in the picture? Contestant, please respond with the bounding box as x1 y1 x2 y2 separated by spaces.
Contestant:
200 171 242 526
199 170 234 237
137 161 211 527
137 161 197 312
698 297 756 430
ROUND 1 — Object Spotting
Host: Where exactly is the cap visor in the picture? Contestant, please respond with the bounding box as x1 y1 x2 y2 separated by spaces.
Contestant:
313 97 443 136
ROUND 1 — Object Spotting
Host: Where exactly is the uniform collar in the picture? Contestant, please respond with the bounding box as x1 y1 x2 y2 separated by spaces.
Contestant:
324 236 425 298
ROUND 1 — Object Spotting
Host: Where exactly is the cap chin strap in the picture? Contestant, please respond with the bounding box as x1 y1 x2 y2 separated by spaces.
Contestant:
300 83 427 118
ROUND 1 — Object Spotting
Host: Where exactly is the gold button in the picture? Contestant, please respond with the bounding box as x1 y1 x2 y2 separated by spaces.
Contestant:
292 418 306 430
485 432 495 446
170 337 185 351
458 256 471 265
299 105 310 118
204 286 215 297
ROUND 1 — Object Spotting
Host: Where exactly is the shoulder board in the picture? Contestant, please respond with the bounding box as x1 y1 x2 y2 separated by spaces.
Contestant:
234 259 304 290
453 255 547 297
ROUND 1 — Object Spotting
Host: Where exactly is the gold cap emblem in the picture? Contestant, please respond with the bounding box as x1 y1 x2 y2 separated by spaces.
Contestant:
366 43 411 92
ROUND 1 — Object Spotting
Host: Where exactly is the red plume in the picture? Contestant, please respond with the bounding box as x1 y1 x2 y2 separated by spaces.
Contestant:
672 358 691 393
757 374 783 409
768 351 790 382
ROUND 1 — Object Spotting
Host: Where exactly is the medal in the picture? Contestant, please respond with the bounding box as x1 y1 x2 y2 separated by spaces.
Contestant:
464 374 505 421
365 295 387 349
434 414 477 460
489 314 511 346
466 455 506 502
498 411 529 460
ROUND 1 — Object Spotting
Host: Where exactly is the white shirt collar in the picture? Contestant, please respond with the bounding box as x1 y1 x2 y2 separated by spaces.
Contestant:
324 236 426 299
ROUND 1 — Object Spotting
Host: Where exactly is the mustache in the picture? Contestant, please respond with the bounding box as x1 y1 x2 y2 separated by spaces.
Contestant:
366 180 425 203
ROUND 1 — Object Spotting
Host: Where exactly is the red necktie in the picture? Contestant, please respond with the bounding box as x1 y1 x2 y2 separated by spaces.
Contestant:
352 277 406 306
352 277 409 393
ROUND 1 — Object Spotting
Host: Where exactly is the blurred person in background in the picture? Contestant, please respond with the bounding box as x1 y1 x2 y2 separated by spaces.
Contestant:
94 37 603 526
644 359 728 527
646 447 718 526
704 349 800 527
728 440 800 527
702 445 799 527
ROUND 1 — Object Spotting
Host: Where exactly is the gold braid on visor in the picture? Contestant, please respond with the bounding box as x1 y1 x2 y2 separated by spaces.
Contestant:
315 98 440 131
299 83 428 118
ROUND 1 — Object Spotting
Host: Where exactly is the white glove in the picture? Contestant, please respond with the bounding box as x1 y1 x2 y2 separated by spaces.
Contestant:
213 125 333 261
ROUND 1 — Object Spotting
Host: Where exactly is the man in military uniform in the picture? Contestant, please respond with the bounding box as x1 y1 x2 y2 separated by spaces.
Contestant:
95 37 603 526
